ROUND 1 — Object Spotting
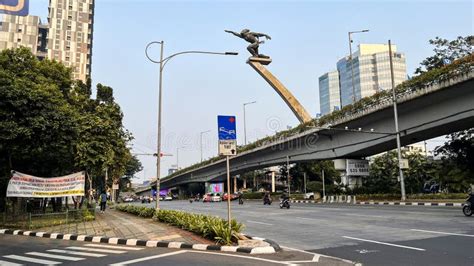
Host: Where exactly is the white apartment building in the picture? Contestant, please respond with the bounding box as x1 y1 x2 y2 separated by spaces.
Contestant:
47 0 95 82
0 0 95 82
0 14 48 59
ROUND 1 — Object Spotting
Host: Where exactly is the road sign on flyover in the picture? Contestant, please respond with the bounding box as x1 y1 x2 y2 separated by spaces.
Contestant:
218 115 237 156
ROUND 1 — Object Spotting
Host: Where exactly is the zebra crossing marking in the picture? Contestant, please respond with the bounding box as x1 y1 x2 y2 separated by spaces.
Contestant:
3 255 61 265
0 259 23 266
65 246 126 254
25 252 85 261
47 249 107 257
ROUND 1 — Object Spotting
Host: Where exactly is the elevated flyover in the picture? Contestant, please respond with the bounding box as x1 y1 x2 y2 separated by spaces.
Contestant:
160 71 474 188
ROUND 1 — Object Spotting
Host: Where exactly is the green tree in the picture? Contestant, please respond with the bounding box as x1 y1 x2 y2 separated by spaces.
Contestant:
0 48 140 211
279 160 339 193
415 35 473 74
435 129 474 192
364 151 435 194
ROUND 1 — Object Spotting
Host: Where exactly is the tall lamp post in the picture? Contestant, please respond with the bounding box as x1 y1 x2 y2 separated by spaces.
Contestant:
176 146 186 170
348 29 369 103
200 130 211 163
145 41 238 210
243 101 256 145
388 39 406 201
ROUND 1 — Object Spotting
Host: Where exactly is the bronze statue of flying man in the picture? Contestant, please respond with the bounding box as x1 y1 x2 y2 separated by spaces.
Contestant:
225 29 271 58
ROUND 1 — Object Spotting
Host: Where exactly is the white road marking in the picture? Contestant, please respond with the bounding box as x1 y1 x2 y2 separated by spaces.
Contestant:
0 259 23 266
47 249 107 257
3 255 61 265
280 245 359 265
410 229 474 238
83 244 144 250
293 217 326 222
342 236 426 251
65 246 126 254
246 220 273 226
109 250 187 265
312 254 320 261
345 213 386 219
25 252 85 261
187 250 297 265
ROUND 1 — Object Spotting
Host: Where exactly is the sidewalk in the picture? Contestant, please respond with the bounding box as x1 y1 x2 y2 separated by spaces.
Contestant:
37 209 213 245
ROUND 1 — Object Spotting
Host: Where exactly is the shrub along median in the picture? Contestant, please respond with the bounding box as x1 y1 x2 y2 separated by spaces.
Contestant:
115 205 244 245
353 193 467 202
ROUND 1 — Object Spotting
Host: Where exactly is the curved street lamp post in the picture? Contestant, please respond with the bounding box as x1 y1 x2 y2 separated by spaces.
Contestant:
145 41 238 210
348 29 369 103
243 101 256 145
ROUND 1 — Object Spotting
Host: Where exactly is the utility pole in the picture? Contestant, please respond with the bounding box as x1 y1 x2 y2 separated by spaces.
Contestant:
243 101 256 145
389 39 406 201
304 172 307 194
322 169 326 200
287 156 291 198
200 130 211 163
226 156 231 231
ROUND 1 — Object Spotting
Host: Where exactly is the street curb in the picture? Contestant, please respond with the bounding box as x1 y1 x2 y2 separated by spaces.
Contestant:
0 229 280 255
356 201 463 207
289 200 463 207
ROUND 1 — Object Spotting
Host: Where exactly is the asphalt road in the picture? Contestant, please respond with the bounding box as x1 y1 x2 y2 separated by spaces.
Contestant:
0 234 334 266
147 200 474 266
0 231 353 266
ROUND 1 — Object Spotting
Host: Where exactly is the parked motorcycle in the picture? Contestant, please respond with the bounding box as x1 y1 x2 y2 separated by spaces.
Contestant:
462 192 473 217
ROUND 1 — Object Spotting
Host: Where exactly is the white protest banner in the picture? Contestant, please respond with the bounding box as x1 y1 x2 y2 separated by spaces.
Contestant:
7 171 85 198
346 159 370 176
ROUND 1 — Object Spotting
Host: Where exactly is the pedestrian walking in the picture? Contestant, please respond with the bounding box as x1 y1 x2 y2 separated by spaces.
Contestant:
100 190 107 213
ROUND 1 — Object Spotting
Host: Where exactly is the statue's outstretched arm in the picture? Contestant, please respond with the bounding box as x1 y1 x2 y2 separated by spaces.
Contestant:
252 32 271 40
225 30 242 38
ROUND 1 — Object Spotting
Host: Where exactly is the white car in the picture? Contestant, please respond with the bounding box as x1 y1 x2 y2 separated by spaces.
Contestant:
164 196 173 201
304 192 315 200
211 194 222 202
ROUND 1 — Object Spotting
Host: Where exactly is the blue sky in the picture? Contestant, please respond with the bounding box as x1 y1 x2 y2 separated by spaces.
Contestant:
30 0 473 182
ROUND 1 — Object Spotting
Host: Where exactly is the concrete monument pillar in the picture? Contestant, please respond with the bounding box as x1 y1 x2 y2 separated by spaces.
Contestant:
248 58 312 124
271 171 276 193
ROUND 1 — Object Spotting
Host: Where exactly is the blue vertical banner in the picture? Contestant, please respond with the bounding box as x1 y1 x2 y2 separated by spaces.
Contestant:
218 115 237 140
217 115 237 156
0 0 29 16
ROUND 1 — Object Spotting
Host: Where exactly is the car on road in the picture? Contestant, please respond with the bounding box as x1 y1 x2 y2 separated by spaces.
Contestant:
222 193 239 201
304 192 315 200
203 193 222 202
123 197 134 202
164 195 173 201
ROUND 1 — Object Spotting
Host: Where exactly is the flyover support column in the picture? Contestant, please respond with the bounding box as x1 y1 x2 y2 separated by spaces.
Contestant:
233 176 237 193
271 171 276 193
243 178 247 189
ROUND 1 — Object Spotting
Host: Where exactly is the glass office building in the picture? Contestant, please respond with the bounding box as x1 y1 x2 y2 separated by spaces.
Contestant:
318 70 341 115
337 44 407 107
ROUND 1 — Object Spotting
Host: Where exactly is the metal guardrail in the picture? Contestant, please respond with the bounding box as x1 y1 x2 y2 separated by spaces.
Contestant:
1 208 96 232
